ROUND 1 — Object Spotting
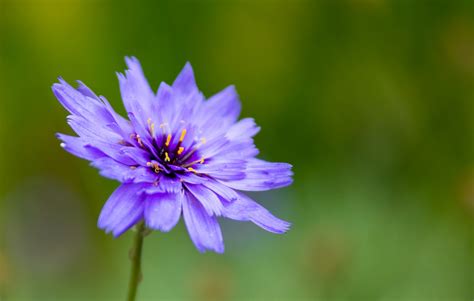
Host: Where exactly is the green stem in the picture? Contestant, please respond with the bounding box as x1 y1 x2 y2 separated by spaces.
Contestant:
127 221 146 301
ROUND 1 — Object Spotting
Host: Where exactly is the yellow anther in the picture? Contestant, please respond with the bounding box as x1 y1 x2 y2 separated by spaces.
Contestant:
177 147 184 155
164 152 170 162
188 167 198 173
165 134 172 147
200 137 207 144
179 129 187 142
147 118 155 137
183 158 205 168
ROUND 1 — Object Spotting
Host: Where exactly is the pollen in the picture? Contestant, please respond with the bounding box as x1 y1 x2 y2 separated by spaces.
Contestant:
164 152 171 162
199 157 205 164
179 129 187 142
165 134 172 147
188 167 198 173
177 147 185 155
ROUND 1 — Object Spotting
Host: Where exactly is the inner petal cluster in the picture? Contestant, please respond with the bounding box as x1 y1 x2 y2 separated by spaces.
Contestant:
131 123 206 176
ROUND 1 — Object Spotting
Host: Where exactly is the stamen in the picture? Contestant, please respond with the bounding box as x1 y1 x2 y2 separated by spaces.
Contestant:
159 123 168 134
177 147 184 155
164 152 171 162
179 148 197 163
182 157 206 168
146 161 160 173
179 129 187 142
165 134 172 147
147 118 155 137
136 134 144 147
179 139 206 163
188 167 198 173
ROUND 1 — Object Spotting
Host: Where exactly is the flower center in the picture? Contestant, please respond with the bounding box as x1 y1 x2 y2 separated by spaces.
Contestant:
136 124 206 175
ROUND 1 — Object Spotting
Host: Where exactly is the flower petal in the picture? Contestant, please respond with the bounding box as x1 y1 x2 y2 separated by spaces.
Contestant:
185 183 223 216
118 57 155 127
200 85 241 134
98 183 146 237
220 159 293 191
142 175 183 194
144 191 183 232
90 157 156 183
66 114 123 143
76 80 100 100
201 180 239 202
91 157 135 182
199 136 258 161
56 133 104 161
120 146 151 166
172 62 198 97
225 118 260 142
154 82 175 125
195 159 246 181
182 191 224 253
222 192 291 234
52 78 114 124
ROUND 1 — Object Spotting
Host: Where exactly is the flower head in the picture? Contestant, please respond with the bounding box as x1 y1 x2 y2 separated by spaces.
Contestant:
53 57 293 253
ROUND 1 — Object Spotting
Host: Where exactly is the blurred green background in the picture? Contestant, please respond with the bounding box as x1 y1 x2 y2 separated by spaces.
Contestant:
1 0 473 300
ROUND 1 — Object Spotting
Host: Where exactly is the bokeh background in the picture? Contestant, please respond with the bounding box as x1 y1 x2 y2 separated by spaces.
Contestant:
1 0 473 300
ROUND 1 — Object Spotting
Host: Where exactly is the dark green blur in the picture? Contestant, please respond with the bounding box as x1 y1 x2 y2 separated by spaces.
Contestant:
0 0 473 300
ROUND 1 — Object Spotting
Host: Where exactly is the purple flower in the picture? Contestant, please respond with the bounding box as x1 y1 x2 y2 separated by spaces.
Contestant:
53 57 293 253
